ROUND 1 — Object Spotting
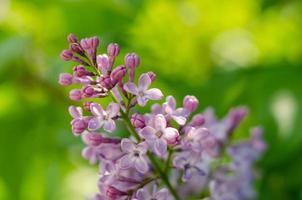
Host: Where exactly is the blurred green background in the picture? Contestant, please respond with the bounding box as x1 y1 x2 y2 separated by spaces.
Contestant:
0 0 302 199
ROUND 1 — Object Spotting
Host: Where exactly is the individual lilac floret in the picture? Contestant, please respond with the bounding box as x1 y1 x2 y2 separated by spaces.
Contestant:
136 187 169 200
88 103 120 132
131 113 145 129
69 106 88 135
140 114 179 157
162 96 187 125
124 73 163 106
69 89 82 101
119 139 149 174
58 73 73 86
183 95 199 114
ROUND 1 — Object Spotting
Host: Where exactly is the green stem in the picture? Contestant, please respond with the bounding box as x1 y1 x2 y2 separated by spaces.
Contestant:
109 92 181 200
164 148 173 173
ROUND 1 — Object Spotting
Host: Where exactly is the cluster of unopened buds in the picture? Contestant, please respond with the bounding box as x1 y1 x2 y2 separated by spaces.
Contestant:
59 33 266 200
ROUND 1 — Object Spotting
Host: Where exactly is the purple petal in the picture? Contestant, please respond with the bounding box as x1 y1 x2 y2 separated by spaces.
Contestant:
138 73 151 92
69 106 82 118
172 115 186 125
103 119 116 132
166 96 176 110
139 126 157 140
121 138 136 153
154 114 167 131
137 142 148 154
151 104 163 115
154 138 167 157
90 103 104 117
145 88 163 100
124 82 138 95
119 154 134 169
137 96 148 107
163 127 179 144
135 157 148 173
136 189 151 200
107 103 120 118
155 188 169 200
88 117 103 131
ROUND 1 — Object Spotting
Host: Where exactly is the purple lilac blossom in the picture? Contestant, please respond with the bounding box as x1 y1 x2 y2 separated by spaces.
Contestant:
58 33 266 200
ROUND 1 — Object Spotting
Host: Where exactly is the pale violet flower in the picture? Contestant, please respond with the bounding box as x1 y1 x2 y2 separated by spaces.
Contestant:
88 102 120 132
140 114 179 157
124 73 163 106
119 139 149 174
136 187 169 200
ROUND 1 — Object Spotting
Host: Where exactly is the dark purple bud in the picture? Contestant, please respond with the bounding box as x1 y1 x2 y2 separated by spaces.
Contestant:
71 119 87 134
90 36 100 49
124 53 140 69
60 50 73 61
183 95 199 113
107 43 120 57
191 114 205 127
110 65 126 85
82 85 95 98
67 33 78 43
99 75 113 89
58 73 73 86
147 71 156 82
70 43 85 56
69 89 82 101
131 113 145 128
73 65 92 77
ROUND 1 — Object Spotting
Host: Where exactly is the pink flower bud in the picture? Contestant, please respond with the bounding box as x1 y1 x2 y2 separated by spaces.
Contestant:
81 37 100 50
131 113 145 128
70 43 85 55
106 186 126 199
90 36 100 49
110 66 126 85
124 53 140 69
67 33 78 43
71 119 87 135
82 85 95 97
60 50 73 61
147 71 156 82
97 54 110 74
99 75 113 89
191 114 205 127
107 43 120 57
69 89 82 101
183 95 199 113
58 73 73 86
73 65 91 77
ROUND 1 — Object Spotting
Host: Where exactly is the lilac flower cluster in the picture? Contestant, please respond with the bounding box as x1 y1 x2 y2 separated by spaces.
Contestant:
59 34 266 200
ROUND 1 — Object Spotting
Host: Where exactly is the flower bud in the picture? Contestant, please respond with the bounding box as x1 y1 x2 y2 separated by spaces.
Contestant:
147 71 156 82
81 37 100 50
191 114 205 127
90 36 100 49
69 89 82 101
110 65 126 85
58 73 73 86
60 49 73 61
99 75 113 89
70 43 85 55
67 33 78 43
82 132 103 146
73 65 91 77
71 119 87 135
97 54 110 74
106 186 126 200
82 85 95 97
183 95 199 113
107 43 120 57
124 53 140 69
131 113 145 128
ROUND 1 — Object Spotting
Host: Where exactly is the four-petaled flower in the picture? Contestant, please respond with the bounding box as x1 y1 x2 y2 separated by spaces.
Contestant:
119 139 149 174
88 103 120 132
140 114 179 157
124 73 163 106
